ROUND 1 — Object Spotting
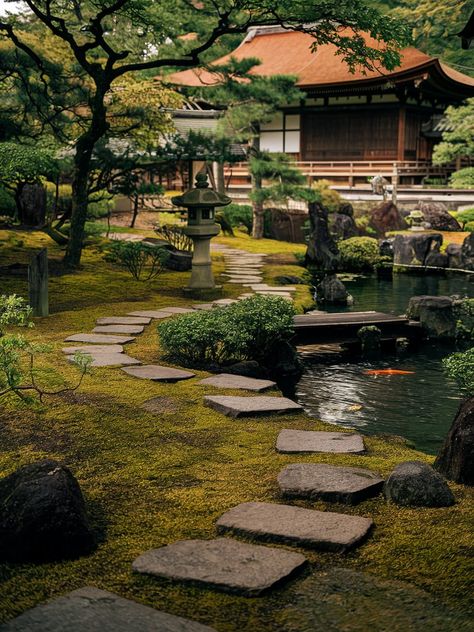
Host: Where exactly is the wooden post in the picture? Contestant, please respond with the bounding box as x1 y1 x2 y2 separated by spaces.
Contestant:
28 248 49 317
397 106 406 162
391 163 398 206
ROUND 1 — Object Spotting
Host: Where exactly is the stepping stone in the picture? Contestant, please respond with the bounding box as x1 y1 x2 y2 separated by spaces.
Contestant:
67 353 141 368
199 374 276 392
204 395 303 418
96 316 151 325
62 344 124 355
65 333 135 344
228 278 262 284
1 586 216 631
276 430 366 454
132 538 306 597
92 325 145 334
159 307 195 314
278 464 384 504
122 364 195 382
216 502 373 552
127 310 173 319
250 284 297 292
192 304 215 310
212 299 238 306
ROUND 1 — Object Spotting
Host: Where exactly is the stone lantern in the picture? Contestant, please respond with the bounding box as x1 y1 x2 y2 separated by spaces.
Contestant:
172 173 231 294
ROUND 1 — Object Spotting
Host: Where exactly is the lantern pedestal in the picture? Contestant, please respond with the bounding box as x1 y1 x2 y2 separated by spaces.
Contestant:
183 224 221 293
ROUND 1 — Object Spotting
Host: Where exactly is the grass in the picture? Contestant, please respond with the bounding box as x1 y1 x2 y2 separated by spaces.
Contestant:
0 226 473 630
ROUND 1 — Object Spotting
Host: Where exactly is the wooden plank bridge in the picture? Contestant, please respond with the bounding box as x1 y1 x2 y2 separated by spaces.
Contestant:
293 311 422 345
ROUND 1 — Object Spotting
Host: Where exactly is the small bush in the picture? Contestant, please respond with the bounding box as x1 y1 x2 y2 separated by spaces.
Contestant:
158 295 295 366
451 168 474 190
0 185 16 218
338 236 382 271
443 347 474 395
105 241 169 280
454 207 474 229
454 298 474 343
311 179 342 213
223 204 253 234
154 224 193 252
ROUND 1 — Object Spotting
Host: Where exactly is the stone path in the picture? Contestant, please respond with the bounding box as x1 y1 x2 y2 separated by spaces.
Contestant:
44 241 384 628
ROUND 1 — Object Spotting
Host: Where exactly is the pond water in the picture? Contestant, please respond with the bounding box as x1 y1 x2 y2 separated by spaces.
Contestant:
295 273 474 455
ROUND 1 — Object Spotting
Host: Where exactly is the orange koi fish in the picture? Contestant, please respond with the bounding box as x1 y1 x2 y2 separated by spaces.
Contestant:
364 369 415 376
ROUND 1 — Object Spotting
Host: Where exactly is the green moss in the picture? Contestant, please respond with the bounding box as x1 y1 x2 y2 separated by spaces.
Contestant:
0 227 472 629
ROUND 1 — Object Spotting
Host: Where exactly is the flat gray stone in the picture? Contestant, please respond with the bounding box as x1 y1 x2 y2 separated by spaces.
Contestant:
65 333 135 344
192 304 214 311
62 345 124 355
227 278 262 283
132 538 307 596
96 316 151 325
278 464 384 504
0 586 216 631
216 502 373 552
67 353 141 368
122 364 195 382
204 395 303 418
212 299 237 306
159 307 195 314
92 325 144 334
276 430 366 454
250 284 297 291
127 310 173 319
199 374 276 392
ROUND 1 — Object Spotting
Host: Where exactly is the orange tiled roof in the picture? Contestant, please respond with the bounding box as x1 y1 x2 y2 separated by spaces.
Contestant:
168 29 474 91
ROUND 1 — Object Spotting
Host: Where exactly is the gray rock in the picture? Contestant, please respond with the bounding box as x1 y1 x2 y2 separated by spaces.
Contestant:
204 395 303 418
122 365 195 382
62 344 124 355
425 251 448 268
127 310 173 319
165 250 193 272
435 397 474 485
159 307 196 314
0 460 95 562
446 243 463 268
416 201 462 232
0 587 216 631
65 333 135 344
67 353 141 368
379 238 394 258
212 299 238 306
305 202 340 272
192 304 214 310
92 325 145 334
330 213 358 240
384 461 455 507
276 429 366 454
96 316 151 325
199 374 276 392
278 463 384 504
406 295 455 338
460 232 474 270
132 538 307 596
393 233 443 267
317 274 349 305
216 502 373 552
370 201 407 237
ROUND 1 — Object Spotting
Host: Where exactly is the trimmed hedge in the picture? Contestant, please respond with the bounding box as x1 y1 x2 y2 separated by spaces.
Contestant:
338 236 382 271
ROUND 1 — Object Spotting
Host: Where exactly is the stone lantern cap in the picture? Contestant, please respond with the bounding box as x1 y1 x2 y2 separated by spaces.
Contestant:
172 173 232 209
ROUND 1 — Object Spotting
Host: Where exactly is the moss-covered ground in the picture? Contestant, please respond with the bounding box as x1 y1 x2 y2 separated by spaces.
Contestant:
0 227 472 630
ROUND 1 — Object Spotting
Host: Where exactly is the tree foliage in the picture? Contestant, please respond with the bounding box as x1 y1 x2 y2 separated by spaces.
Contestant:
432 98 474 165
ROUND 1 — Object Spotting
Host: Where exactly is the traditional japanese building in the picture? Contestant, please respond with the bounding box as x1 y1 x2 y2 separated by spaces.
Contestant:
169 26 474 185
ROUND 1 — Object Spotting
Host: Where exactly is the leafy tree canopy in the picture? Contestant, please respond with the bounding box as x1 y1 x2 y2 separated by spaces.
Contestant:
432 98 474 164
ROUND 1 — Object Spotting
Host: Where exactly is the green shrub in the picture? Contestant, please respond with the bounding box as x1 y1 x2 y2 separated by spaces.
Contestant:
223 203 253 234
158 295 295 366
0 185 16 217
450 168 474 189
454 298 474 343
311 179 342 213
443 347 474 395
338 236 382 271
105 241 169 280
454 207 474 229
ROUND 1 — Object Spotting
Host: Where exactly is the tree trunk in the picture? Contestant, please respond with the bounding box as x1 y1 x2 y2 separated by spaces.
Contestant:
250 134 264 239
63 84 109 269
216 161 225 194
130 194 139 228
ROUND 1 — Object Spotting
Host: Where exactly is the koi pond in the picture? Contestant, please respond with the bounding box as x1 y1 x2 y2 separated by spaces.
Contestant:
295 273 474 455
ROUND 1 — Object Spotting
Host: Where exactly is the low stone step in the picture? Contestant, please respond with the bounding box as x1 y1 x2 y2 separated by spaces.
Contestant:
96 316 151 325
276 429 366 454
192 303 215 311
67 353 141 368
92 325 145 335
0 586 216 631
62 344 124 355
216 502 373 552
212 299 238 306
159 306 195 314
65 333 135 345
204 395 303 418
132 538 307 597
227 278 263 284
127 310 173 319
278 464 384 504
199 374 276 392
122 364 195 382
249 284 297 292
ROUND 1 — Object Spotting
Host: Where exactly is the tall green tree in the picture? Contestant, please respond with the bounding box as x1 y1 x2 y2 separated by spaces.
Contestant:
0 0 408 266
432 98 474 165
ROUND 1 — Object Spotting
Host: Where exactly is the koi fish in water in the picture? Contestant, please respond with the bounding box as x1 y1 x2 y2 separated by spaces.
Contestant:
364 369 415 376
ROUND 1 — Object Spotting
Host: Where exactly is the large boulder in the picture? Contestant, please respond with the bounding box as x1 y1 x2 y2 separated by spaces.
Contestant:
369 201 407 237
446 243 463 268
425 251 449 268
0 459 96 562
384 461 455 507
305 202 340 272
330 213 358 241
263 339 302 383
317 274 349 305
434 397 474 485
18 183 47 227
393 233 443 267
165 249 192 271
416 201 461 232
460 232 474 270
407 295 456 339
